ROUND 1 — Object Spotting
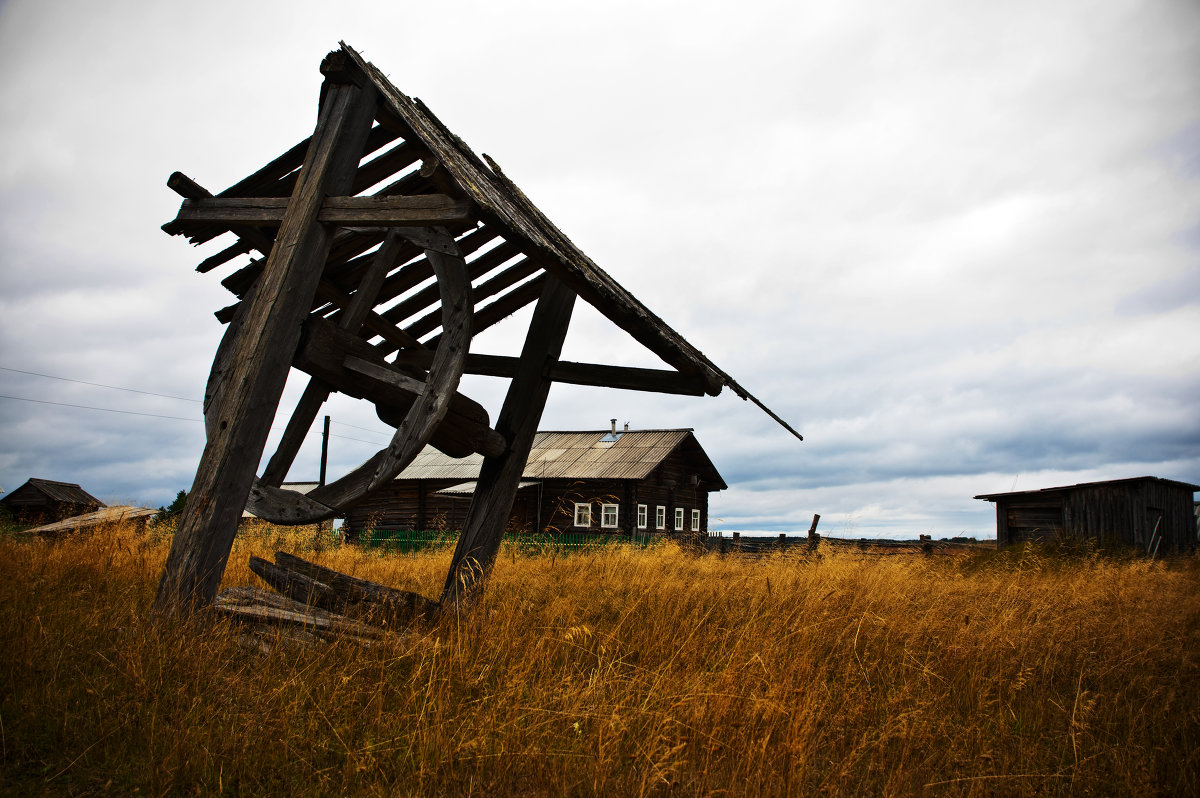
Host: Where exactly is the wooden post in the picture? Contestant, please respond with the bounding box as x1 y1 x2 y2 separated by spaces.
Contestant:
440 276 577 606
154 56 379 616
319 415 330 487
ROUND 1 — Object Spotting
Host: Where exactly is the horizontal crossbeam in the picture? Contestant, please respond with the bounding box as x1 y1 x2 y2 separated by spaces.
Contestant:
170 195 471 228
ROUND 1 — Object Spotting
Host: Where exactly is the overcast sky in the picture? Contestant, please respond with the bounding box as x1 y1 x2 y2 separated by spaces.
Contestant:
1 0 1197 538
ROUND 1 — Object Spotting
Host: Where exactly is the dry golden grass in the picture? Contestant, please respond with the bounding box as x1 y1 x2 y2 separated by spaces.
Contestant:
1 520 1197 796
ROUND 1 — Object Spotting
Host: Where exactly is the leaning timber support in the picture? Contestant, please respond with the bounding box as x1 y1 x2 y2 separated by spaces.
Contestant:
154 55 380 616
441 276 577 606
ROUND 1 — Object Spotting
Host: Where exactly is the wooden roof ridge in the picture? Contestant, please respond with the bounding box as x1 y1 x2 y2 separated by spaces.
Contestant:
7 478 105 507
393 428 726 488
975 475 1200 500
339 43 802 443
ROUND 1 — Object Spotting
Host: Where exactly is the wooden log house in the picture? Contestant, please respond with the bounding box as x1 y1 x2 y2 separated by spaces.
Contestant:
975 476 1199 553
342 426 727 539
0 478 104 526
154 43 801 615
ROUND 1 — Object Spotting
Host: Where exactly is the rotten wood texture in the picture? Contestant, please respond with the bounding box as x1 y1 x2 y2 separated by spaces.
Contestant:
171 194 471 228
155 60 381 617
214 585 384 640
249 551 439 625
441 276 577 606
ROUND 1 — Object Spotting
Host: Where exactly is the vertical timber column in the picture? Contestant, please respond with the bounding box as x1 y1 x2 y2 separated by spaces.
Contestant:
441 276 577 605
154 53 378 616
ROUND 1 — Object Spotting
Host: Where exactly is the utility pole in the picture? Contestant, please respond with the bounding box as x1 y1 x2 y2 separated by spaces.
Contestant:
319 415 330 487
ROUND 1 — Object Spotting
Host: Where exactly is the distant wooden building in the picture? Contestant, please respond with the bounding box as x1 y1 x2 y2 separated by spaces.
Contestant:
975 477 1199 553
343 427 726 539
0 478 105 526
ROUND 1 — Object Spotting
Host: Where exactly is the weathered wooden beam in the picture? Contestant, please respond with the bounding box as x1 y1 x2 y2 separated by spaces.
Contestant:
163 124 401 243
406 258 538 339
196 239 254 273
314 281 424 352
166 172 277 261
441 276 577 606
307 227 473 509
259 227 409 489
271 551 439 622
426 272 548 348
155 60 381 617
351 140 421 194
400 352 710 397
380 240 523 327
171 194 471 227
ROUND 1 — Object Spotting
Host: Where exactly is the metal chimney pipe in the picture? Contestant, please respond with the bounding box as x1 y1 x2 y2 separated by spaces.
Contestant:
611 418 617 434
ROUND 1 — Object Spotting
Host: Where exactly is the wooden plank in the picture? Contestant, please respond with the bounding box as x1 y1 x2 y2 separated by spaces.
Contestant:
257 231 410 491
427 273 547 348
380 240 523 326
314 281 425 351
351 140 421 194
155 61 381 617
406 258 538 339
197 239 253 273
273 551 440 621
171 194 471 227
163 124 401 244
307 227 473 508
441 276 577 605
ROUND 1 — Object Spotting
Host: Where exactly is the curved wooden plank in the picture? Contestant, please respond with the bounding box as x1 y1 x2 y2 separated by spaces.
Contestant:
304 227 471 510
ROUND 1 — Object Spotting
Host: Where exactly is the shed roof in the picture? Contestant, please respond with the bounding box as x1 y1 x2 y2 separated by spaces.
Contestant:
395 429 727 490
975 476 1200 501
0 478 104 507
26 506 155 536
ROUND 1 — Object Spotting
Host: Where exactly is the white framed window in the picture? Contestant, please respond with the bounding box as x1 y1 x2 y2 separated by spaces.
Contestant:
601 503 619 528
574 503 591 527
655 506 666 530
637 504 648 529
674 508 685 531
691 509 701 531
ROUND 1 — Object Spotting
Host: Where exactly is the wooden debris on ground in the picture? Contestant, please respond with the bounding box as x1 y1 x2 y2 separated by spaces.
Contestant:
213 551 437 651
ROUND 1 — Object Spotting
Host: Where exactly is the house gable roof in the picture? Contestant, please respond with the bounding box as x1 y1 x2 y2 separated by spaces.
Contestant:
975 476 1200 501
394 429 727 490
0 478 104 508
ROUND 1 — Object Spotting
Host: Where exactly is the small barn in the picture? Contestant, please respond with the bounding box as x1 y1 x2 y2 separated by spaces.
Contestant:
975 476 1199 553
0 478 105 527
343 426 726 539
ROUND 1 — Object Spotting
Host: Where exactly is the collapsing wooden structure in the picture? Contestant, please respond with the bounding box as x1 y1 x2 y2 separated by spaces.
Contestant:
975 476 1199 554
154 43 800 617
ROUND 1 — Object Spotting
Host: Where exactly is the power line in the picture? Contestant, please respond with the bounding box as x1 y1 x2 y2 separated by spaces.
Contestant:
0 366 201 403
330 418 393 438
0 394 203 422
0 392 385 446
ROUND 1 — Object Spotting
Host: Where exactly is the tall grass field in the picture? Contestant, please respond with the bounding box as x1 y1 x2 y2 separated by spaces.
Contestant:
2 520 1197 796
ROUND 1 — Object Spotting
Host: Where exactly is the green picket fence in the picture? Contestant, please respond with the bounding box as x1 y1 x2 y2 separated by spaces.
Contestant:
359 528 662 555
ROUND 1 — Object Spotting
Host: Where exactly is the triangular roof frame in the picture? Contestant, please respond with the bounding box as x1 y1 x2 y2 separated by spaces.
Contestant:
166 42 799 441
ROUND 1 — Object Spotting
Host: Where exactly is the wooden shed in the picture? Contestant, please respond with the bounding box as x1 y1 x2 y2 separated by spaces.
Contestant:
343 426 725 539
975 477 1199 553
0 478 105 527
